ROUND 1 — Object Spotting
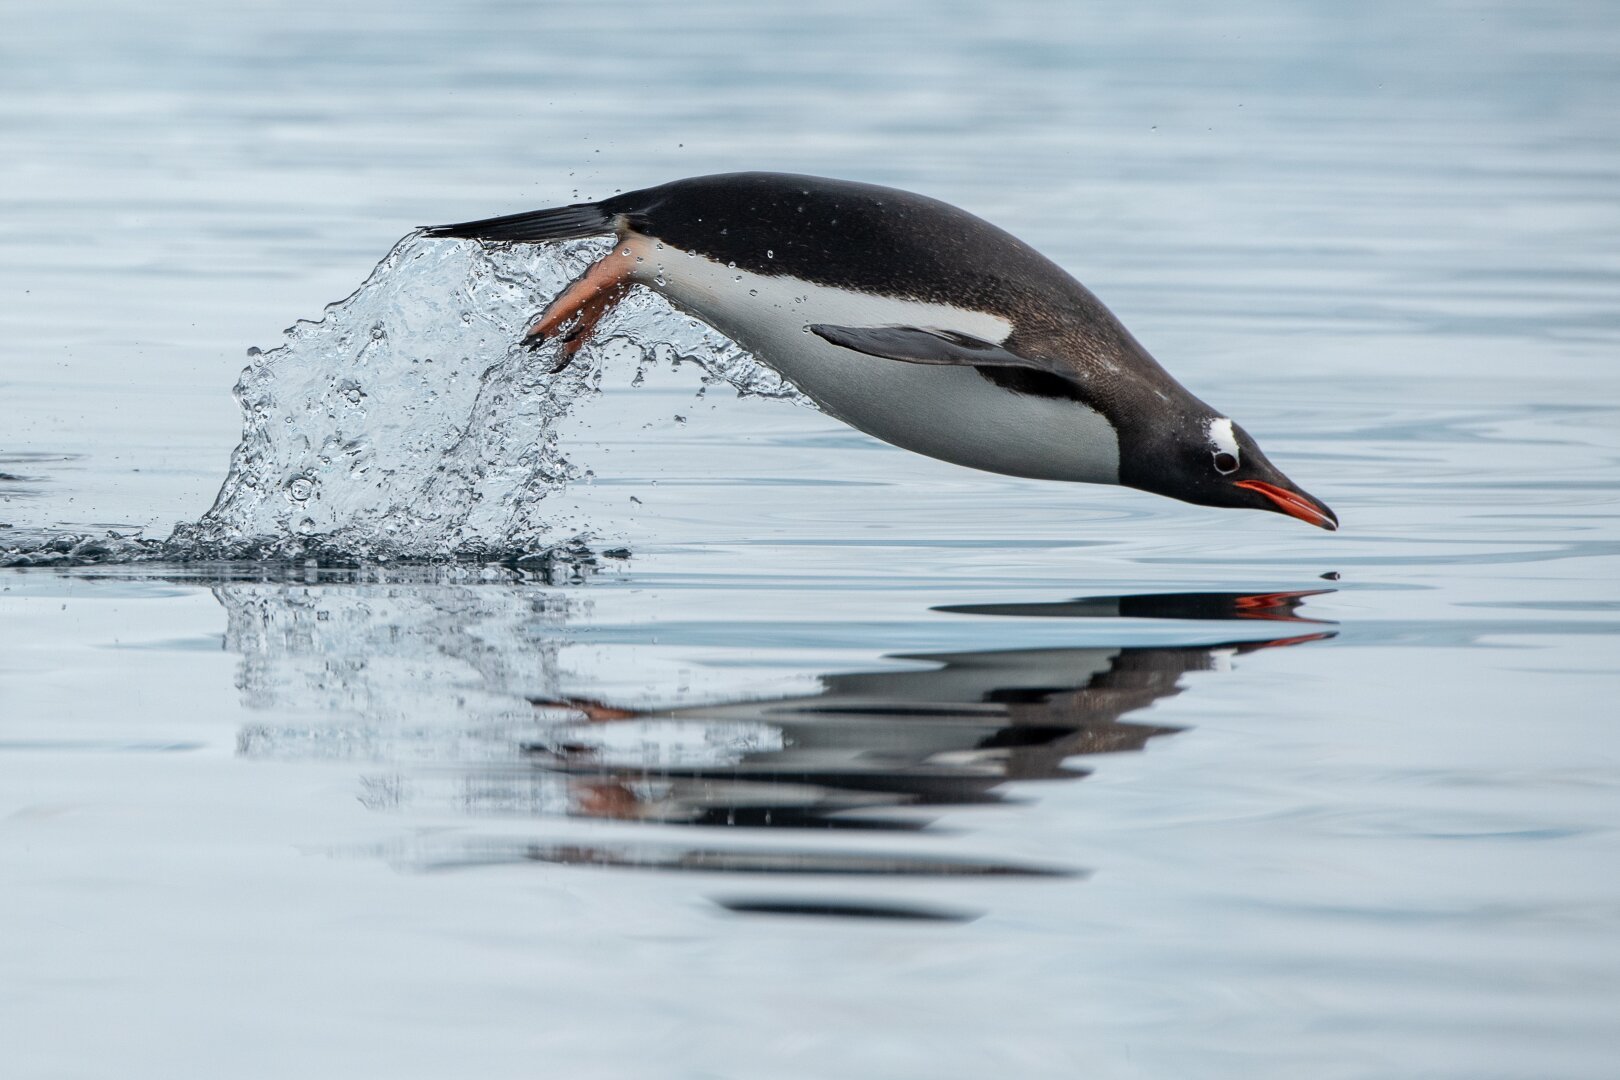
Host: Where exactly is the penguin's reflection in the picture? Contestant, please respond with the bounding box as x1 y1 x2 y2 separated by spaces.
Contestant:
528 590 1334 829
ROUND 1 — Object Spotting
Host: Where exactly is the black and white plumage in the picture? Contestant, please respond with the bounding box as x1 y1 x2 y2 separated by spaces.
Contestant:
426 172 1337 529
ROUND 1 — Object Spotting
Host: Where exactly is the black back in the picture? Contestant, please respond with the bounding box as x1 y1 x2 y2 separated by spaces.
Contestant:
603 173 1079 312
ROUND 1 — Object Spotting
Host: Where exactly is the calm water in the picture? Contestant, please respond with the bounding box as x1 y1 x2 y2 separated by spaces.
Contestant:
4 2 1619 1077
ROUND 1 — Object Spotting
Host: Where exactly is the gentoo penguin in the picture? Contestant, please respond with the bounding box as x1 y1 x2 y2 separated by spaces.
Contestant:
426 172 1337 529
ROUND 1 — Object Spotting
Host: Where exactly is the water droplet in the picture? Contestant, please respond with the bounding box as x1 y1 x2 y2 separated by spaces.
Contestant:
286 476 315 501
766 249 774 259
297 517 317 535
673 415 687 425
748 288 758 297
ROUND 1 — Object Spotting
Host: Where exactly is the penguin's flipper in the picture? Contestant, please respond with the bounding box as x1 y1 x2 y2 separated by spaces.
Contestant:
808 324 1042 371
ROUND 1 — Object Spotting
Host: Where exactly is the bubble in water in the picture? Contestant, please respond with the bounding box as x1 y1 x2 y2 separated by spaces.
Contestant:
286 476 315 501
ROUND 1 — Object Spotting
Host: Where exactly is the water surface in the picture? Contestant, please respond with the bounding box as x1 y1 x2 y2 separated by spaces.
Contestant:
3 2 1618 1077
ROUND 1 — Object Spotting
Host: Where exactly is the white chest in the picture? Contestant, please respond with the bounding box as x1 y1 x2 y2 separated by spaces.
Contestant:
626 234 1120 485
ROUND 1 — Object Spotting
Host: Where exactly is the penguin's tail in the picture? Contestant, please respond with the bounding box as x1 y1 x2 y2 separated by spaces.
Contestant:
422 201 618 244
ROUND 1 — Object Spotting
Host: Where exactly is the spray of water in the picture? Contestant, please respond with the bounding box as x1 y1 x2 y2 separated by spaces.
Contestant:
3 233 809 567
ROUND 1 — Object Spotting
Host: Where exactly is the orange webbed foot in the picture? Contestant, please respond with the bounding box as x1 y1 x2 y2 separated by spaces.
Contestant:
523 249 635 372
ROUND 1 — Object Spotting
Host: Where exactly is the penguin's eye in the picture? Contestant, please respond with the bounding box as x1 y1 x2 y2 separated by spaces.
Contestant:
1213 451 1239 475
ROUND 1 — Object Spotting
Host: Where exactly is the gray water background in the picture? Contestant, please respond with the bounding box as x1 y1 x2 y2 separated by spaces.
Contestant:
3 2 1619 1077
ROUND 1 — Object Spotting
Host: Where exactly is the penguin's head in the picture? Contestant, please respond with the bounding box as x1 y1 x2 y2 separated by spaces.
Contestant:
1120 412 1338 530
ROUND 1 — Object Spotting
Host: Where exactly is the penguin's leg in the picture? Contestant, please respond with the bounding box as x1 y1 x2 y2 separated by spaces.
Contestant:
523 249 635 372
528 695 644 723
571 778 647 821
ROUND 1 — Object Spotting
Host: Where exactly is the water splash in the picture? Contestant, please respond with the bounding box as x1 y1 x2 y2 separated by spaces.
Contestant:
3 233 809 567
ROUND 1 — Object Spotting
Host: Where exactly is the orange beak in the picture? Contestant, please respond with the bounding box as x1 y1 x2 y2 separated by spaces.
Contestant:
1234 480 1339 531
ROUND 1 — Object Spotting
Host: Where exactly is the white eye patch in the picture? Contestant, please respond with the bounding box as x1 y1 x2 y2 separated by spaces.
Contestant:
1208 417 1240 458
1208 417 1240 473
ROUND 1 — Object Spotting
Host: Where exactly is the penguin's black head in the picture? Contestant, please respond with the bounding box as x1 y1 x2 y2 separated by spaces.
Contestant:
1119 411 1338 530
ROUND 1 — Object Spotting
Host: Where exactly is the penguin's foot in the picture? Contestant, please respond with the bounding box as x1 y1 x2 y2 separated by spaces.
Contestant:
523 251 634 373
571 779 646 821
527 694 642 723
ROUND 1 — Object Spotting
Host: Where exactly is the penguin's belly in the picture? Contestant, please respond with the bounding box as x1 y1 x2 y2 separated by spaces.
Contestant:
628 235 1120 484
